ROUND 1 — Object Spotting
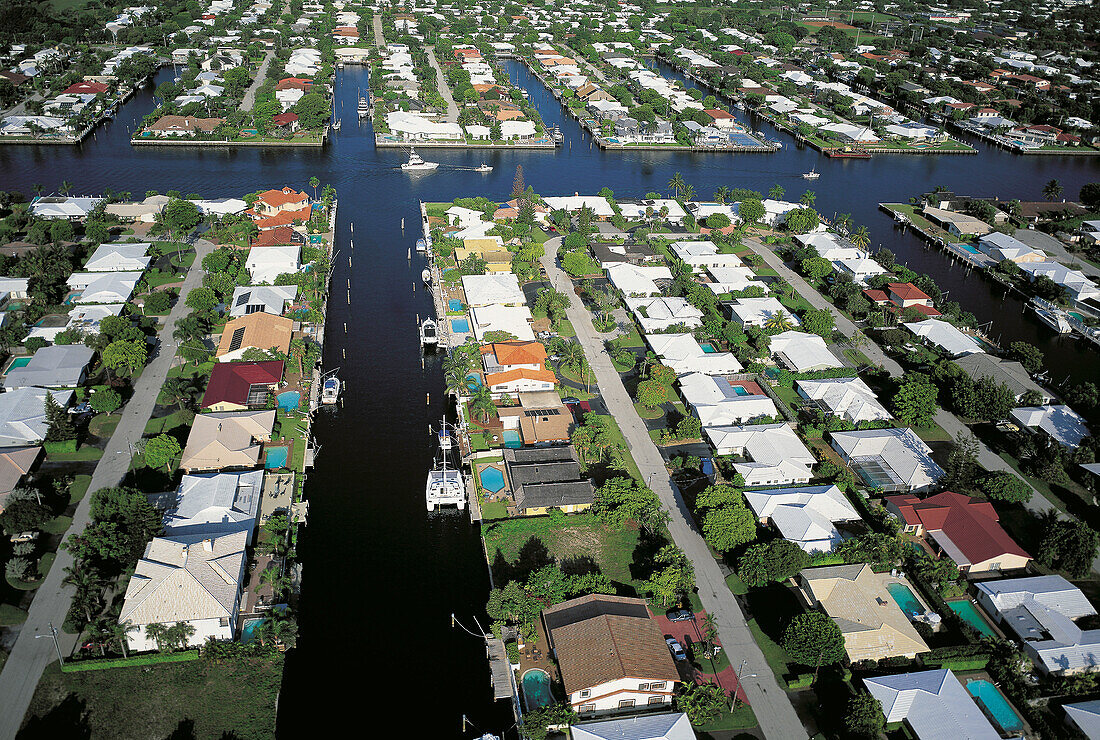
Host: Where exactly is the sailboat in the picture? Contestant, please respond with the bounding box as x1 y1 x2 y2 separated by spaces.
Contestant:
401 148 439 171
425 414 465 511
332 118 341 130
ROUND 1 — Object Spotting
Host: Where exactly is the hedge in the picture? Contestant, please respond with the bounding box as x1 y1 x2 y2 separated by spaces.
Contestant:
924 657 989 671
44 439 78 454
61 650 200 672
786 673 814 689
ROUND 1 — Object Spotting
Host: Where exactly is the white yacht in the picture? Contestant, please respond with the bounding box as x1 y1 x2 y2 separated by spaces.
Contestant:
474 163 493 172
420 317 438 347
401 148 439 171
802 168 820 180
357 95 370 117
422 268 432 284
321 376 341 405
426 416 465 511
1035 307 1073 334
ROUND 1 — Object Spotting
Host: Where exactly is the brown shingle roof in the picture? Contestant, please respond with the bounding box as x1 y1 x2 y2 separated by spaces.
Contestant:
216 313 293 358
551 613 679 694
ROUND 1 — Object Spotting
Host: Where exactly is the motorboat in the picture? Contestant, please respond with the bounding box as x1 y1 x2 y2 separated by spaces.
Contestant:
401 148 439 171
420 317 438 346
550 126 564 143
734 100 746 111
1034 307 1073 334
422 268 432 284
357 96 370 117
321 376 341 405
426 414 464 511
802 168 820 180
474 163 493 172
415 238 428 253
332 118 341 130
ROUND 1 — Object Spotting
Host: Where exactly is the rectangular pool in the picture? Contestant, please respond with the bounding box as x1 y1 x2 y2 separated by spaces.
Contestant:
967 679 1023 734
948 600 997 639
700 342 718 353
502 430 522 448
451 318 470 333
959 243 981 255
7 356 31 370
885 582 924 618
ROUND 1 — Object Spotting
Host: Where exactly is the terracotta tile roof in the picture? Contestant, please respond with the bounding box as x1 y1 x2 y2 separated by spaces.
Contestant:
216 313 293 358
486 367 557 386
62 81 108 95
255 187 308 209
704 108 736 120
486 340 548 366
888 282 931 301
550 612 679 694
275 78 313 91
885 491 1030 565
251 226 297 248
201 360 284 408
906 304 942 317
271 112 298 127
253 206 311 230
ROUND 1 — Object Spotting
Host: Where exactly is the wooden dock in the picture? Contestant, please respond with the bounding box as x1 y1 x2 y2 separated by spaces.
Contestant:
485 636 514 701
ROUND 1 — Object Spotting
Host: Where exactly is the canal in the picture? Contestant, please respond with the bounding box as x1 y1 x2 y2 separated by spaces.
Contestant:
0 56 1096 736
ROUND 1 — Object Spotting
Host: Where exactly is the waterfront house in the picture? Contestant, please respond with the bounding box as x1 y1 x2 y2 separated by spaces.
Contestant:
180 410 274 473
977 232 1046 263
0 447 42 513
542 196 615 219
229 285 299 318
624 297 703 333
606 264 672 297
745 484 861 552
215 313 293 363
1010 404 1090 448
571 713 695 740
0 387 73 446
541 594 679 716
145 116 223 137
799 564 930 661
201 361 284 411
1018 262 1100 303
28 196 104 221
863 670 1001 739
496 391 573 446
728 297 801 329
119 530 248 653
796 377 892 424
163 470 263 543
921 206 993 238
669 240 743 272
768 331 844 373
975 575 1100 674
954 354 1053 403
469 304 535 342
67 271 143 304
245 245 300 284
887 283 935 310
703 423 814 486
504 446 595 515
884 491 1031 574
903 319 985 357
1064 701 1100 739
252 187 309 217
461 273 526 307
84 243 152 272
680 374 778 427
591 243 658 270
3 345 94 390
480 341 557 398
644 333 742 376
455 238 512 273
830 428 943 493
104 195 169 223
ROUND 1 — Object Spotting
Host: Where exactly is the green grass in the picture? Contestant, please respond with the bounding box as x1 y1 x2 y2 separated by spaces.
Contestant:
913 422 953 443
0 603 27 626
37 552 56 577
6 574 41 591
88 414 120 439
69 475 92 504
746 618 792 682
634 402 664 420
275 412 309 472
598 414 642 482
726 571 749 595
47 446 103 462
23 655 284 739
42 517 72 536
143 408 195 436
695 703 758 732
480 499 509 520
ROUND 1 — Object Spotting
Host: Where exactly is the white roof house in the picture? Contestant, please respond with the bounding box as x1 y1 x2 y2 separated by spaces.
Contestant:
645 333 741 376
445 205 485 228
978 232 1046 263
863 670 1001 740
469 304 535 341
797 377 892 424
28 196 104 220
542 195 615 218
1065 700 1100 740
84 243 152 272
1011 405 1090 448
903 319 985 357
745 484 861 552
606 264 672 297
245 246 300 285
1020 262 1100 303
624 297 704 333
830 428 944 493
705 266 766 295
703 423 815 487
976 576 1100 675
669 240 742 272
67 271 143 304
119 531 248 654
164 470 264 543
229 285 299 317
679 373 777 426
0 387 73 446
729 297 800 328
3 345 94 390
572 713 696 740
769 331 843 372
461 273 526 307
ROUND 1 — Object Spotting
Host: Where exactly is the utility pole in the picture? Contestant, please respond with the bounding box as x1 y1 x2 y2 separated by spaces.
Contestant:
731 658 756 710
35 622 64 667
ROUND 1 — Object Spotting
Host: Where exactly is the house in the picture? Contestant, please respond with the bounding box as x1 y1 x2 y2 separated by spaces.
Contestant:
606 264 672 297
454 237 512 273
229 285 299 318
84 243 152 272
954 354 1052 403
797 377 892 424
863 670 1001 740
1065 701 1100 740
921 206 993 237
541 594 679 716
28 196 104 221
163 470 264 542
504 446 595 515
469 304 535 342
977 232 1046 264
830 428 944 493
496 392 574 446
3 345 94 390
461 273 525 307
480 341 556 398
250 227 300 248
884 491 1031 574
271 112 299 132
245 245 300 284
703 423 815 486
644 333 741 376
903 320 985 357
745 484 861 552
571 713 695 740
216 313 293 363
1018 262 1100 303
669 240 742 272
67 271 143 304
888 283 935 309
975 575 1100 674
145 115 223 136
0 447 42 513
728 297 800 329
800 564 930 661
1011 405 1090 447
252 187 309 217
180 410 275 472
591 243 658 269
0 387 74 445
680 374 778 427
769 331 843 372
201 361 284 411
119 531 248 653
624 297 704 333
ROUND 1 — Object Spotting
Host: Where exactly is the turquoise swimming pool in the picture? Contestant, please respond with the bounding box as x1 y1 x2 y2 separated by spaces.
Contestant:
480 466 505 493
731 385 749 396
948 600 997 638
522 669 553 710
967 679 1023 734
700 342 718 353
452 318 470 333
886 582 923 617
502 430 522 448
448 298 463 311
277 391 301 411
7 356 31 370
960 244 981 255
265 446 289 469
241 617 267 643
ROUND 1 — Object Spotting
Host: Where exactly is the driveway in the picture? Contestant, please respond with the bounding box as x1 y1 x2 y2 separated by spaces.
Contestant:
0 237 215 740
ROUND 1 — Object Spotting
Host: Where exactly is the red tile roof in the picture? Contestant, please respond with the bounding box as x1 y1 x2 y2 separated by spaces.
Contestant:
888 282 932 301
201 361 285 408
704 108 736 120
863 289 889 304
255 187 308 209
251 226 297 248
885 491 1030 565
271 112 298 126
62 81 108 95
907 304 942 317
254 206 311 230
276 78 313 91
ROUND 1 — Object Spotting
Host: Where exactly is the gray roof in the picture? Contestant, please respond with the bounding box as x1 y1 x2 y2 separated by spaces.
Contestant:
0 387 73 446
954 353 1050 401
864 669 1000 739
164 470 264 541
504 445 594 510
1065 700 1100 740
976 575 1096 620
3 345 94 389
514 480 595 512
572 713 696 740
229 284 299 317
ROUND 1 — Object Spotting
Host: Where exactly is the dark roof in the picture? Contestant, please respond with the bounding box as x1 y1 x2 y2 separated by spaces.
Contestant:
542 594 652 649
504 446 576 465
514 481 595 512
201 361 284 408
509 459 582 486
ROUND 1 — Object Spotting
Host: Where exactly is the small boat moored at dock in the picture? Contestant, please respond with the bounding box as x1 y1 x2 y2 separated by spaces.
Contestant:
321 376 341 405
422 268 432 284
420 317 438 347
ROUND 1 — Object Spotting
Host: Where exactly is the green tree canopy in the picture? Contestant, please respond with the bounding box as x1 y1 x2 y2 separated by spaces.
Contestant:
781 611 846 670
143 434 181 473
736 539 810 587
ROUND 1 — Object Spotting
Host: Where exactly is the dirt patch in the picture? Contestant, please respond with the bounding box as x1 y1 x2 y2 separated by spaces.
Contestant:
554 525 601 555
802 20 857 29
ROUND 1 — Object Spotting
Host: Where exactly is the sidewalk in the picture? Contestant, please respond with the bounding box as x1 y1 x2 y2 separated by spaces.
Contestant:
0 238 214 740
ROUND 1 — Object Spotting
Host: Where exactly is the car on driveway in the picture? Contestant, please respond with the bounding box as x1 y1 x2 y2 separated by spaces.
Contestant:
665 637 687 661
667 608 694 622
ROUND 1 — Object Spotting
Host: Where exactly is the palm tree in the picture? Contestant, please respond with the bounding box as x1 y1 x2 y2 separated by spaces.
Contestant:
764 310 795 333
106 620 137 658
32 183 44 199
559 340 586 375
270 612 298 648
800 190 816 208
681 183 695 201
167 621 197 651
1042 179 1063 202
836 213 852 234
63 564 103 624
714 186 731 204
59 180 73 196
469 384 496 422
145 622 169 652
769 183 785 200
308 176 320 201
289 337 307 375
668 172 686 198
850 225 871 249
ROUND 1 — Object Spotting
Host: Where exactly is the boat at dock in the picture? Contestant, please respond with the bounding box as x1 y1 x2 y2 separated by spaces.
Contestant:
826 146 872 159
550 126 564 143
320 376 341 405
420 317 438 347
332 119 341 130
415 238 428 253
802 168 820 180
1031 299 1074 334
425 415 465 511
422 268 432 284
401 148 438 171
357 95 369 117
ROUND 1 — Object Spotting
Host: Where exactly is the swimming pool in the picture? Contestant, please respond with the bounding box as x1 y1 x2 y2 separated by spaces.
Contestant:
886 582 924 618
502 430 522 448
448 298 464 311
265 446 289 469
480 466 505 493
241 617 267 643
522 669 553 710
967 679 1023 734
7 356 31 370
700 342 718 353
277 391 301 411
730 385 749 396
948 600 997 639
451 318 470 333
959 244 981 255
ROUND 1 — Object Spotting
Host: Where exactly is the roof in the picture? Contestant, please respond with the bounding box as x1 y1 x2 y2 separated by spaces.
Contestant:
165 470 264 539
485 367 557 386
251 226 298 248
84 242 152 272
769 330 843 372
67 271 143 303
1011 405 1090 447
461 273 525 306
504 445 594 511
201 361 284 408
954 354 1050 401
831 428 944 491
483 340 547 366
254 187 308 209
903 319 985 358
180 410 274 471
3 345 94 389
0 388 74 445
976 575 1096 620
0 446 42 501
797 377 891 424
885 491 1030 567
216 313 293 359
229 284 298 317
571 713 696 740
745 484 861 552
864 669 1000 738
146 115 223 133
1064 700 1100 740
888 282 932 301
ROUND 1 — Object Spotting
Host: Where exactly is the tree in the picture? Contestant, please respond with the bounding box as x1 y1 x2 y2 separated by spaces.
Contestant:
978 471 1031 503
845 692 886 738
144 291 172 314
44 391 75 442
143 433 181 473
737 539 810 587
891 373 938 426
769 184 785 200
676 682 728 725
800 257 832 281
781 611 845 676
90 388 122 415
714 186 731 204
184 286 218 313
161 198 201 240
850 225 870 249
1008 341 1044 374
800 190 816 208
763 310 795 333
944 431 981 489
469 384 496 422
668 172 686 198
1080 183 1100 211
644 545 695 606
593 477 668 534
1039 520 1100 577
105 620 137 658
0 497 51 534
706 213 731 229
102 339 147 377
144 622 170 652
512 164 525 198
520 703 575 740
309 176 320 200
292 92 329 129
802 308 834 337
702 504 757 553
785 208 820 234
636 379 667 409
85 220 111 244
1042 179 1063 202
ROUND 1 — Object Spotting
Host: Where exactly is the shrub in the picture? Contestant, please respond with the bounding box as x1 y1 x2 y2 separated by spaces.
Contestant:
61 650 201 672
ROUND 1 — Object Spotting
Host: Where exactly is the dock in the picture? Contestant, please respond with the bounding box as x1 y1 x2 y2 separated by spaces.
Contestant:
419 200 453 348
485 636 514 701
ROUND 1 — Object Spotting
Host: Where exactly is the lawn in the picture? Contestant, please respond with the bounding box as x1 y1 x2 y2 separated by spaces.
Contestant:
69 475 92 504
480 499 509 520
88 414 120 439
46 446 103 463
0 603 27 626
144 408 195 436
22 656 283 740
746 618 793 682
695 703 759 732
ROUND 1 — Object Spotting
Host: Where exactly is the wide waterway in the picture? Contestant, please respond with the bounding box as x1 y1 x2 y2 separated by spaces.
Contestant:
0 60 1098 736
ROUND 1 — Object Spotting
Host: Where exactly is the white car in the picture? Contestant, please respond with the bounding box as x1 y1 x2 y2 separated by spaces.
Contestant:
665 636 687 661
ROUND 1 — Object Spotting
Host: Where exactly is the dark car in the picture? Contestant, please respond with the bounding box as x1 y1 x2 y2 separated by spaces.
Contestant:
561 397 580 406
667 608 694 622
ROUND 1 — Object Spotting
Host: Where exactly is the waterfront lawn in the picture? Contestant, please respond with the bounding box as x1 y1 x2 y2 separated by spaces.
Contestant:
22 656 283 740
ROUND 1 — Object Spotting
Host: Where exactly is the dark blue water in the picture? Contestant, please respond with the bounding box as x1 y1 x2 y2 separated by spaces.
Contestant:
0 59 1098 737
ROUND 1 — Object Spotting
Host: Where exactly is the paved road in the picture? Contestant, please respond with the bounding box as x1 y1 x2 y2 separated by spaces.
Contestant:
1013 229 1100 279
540 238 809 740
0 238 214 740
240 51 275 112
372 13 384 47
558 44 611 85
424 46 459 124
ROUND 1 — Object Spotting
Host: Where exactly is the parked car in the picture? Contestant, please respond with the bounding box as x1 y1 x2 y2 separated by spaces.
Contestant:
561 397 580 406
667 608 694 622
665 636 687 661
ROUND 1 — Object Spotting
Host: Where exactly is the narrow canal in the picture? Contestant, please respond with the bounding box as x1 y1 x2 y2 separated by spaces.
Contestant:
0 57 1097 736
